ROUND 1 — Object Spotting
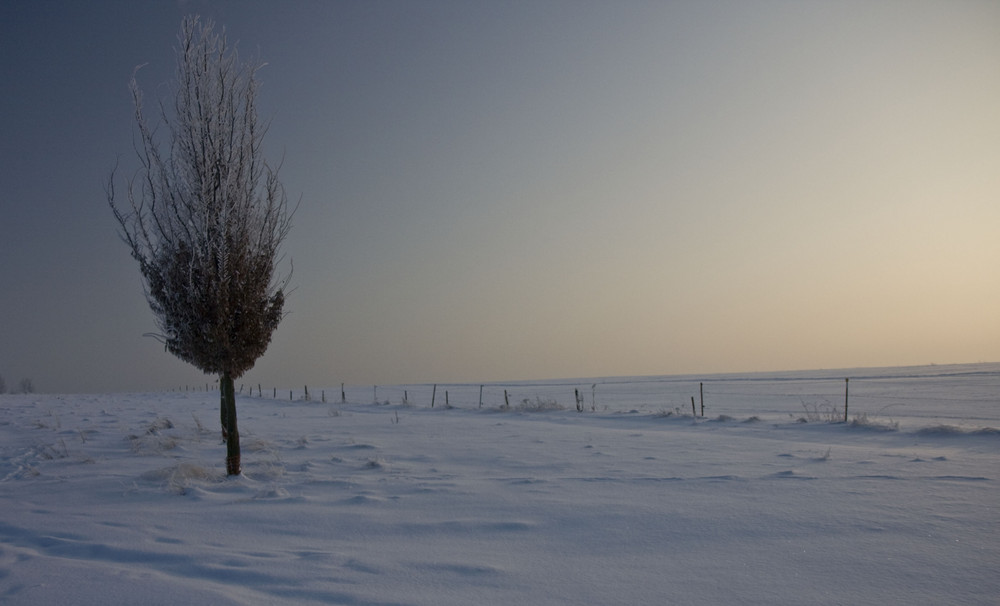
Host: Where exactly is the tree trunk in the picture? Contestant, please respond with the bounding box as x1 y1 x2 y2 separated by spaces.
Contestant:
220 378 229 442
221 372 241 475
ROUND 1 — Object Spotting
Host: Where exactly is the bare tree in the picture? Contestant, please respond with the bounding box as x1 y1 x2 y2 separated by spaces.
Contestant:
17 378 34 394
108 16 292 475
0 373 6 394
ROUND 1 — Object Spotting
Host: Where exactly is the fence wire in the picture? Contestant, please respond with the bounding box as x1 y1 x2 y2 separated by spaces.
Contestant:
250 365 999 424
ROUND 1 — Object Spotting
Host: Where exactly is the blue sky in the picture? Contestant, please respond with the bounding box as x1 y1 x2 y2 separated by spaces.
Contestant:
2 1 998 393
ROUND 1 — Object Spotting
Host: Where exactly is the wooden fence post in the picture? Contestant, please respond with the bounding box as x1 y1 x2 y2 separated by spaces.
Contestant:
479 385 484 408
844 378 849 422
700 382 704 417
431 384 437 408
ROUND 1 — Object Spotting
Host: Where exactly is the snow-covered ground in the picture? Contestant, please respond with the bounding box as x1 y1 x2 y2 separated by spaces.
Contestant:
2 363 997 605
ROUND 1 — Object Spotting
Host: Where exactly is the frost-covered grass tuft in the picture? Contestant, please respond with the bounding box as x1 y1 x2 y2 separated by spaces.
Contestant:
36 439 70 460
797 400 845 423
653 408 694 420
146 417 174 434
127 417 183 454
191 413 209 434
849 412 899 432
514 397 565 412
141 462 222 495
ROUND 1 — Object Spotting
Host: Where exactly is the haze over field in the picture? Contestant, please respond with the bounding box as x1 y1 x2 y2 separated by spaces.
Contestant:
1 1 998 393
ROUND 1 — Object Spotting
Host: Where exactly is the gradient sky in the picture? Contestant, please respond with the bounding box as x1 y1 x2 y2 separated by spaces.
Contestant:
2 1 998 393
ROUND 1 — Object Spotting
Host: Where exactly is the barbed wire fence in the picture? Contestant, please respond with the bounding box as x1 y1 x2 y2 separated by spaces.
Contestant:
207 367 999 424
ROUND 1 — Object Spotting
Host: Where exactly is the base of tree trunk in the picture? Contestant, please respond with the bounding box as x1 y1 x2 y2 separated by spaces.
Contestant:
226 454 241 476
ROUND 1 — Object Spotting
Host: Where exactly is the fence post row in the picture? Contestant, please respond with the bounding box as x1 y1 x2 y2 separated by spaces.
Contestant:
231 376 860 419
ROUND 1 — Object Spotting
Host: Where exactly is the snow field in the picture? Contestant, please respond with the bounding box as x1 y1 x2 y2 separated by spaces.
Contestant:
1 364 998 605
